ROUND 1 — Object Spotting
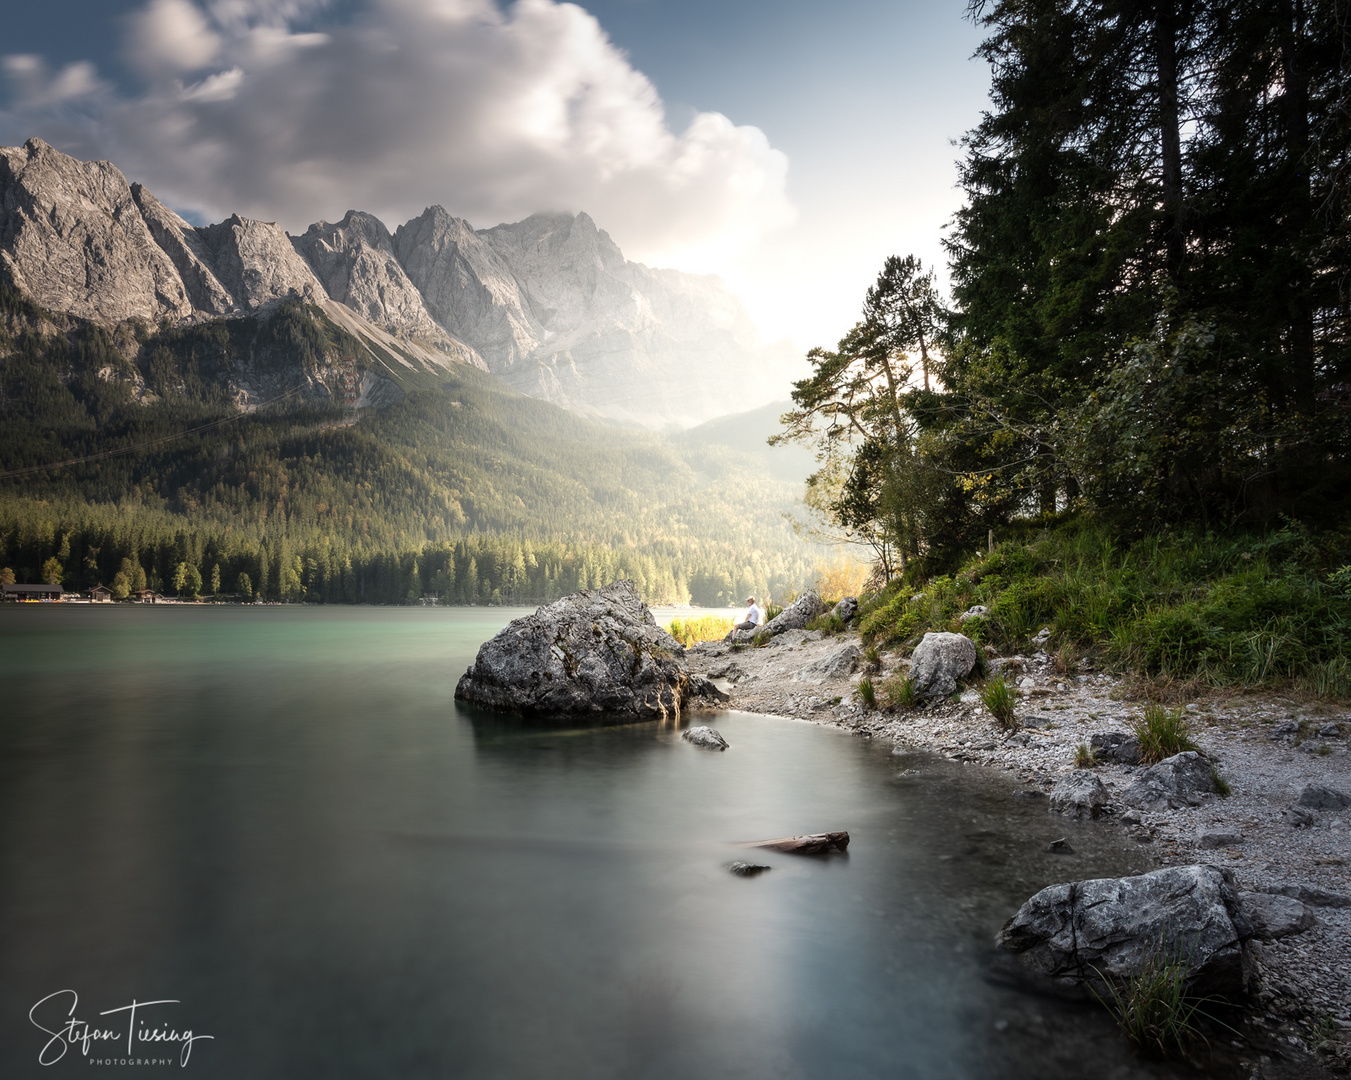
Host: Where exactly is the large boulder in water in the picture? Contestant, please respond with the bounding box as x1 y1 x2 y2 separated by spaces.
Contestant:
455 580 718 720
995 864 1252 1000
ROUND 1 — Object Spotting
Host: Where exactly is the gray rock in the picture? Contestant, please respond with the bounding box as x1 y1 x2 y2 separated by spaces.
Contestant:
1317 722 1342 738
1196 830 1244 849
1285 805 1316 828
682 725 729 750
1046 838 1075 854
1270 719 1300 739
793 643 861 682
1296 783 1351 810
1090 731 1144 766
996 865 1251 999
959 604 988 622
751 591 827 641
1049 771 1109 819
1239 892 1316 940
725 861 770 877
831 596 858 622
1122 751 1216 810
454 580 715 720
1266 884 1351 908
909 632 978 699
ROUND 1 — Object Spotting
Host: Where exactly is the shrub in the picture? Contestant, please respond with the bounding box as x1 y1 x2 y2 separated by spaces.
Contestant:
666 615 734 646
980 675 1019 730
856 676 877 709
1131 703 1198 764
752 629 772 647
1074 742 1097 768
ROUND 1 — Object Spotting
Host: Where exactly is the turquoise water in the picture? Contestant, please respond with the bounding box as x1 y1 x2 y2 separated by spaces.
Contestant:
0 605 1189 1078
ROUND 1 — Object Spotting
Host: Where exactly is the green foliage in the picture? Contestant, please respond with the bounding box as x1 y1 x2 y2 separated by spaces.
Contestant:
1210 766 1231 798
1131 704 1198 765
1074 742 1097 769
881 674 918 710
979 675 1018 731
1094 950 1215 1059
855 676 877 709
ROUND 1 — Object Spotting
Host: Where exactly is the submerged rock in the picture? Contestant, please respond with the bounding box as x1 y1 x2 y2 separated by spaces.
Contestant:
726 861 771 877
995 864 1251 999
909 632 978 699
454 580 718 720
1122 751 1215 810
682 726 729 751
1049 771 1109 819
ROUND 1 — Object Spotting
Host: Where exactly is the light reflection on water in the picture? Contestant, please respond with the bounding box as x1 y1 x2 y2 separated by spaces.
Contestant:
1 606 1196 1078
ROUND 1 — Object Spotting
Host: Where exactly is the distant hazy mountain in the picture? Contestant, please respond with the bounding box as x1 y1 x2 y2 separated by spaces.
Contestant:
0 137 792 428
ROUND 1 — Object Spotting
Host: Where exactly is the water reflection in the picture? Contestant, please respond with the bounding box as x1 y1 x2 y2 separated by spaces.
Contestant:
0 607 1201 1078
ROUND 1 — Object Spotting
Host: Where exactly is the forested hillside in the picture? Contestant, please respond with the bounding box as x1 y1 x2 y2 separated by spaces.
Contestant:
0 290 817 605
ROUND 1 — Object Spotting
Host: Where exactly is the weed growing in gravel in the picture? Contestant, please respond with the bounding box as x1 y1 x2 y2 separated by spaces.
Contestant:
881 674 918 710
863 645 882 670
1093 949 1216 1058
752 629 772 647
1131 703 1198 764
1210 765 1232 796
1074 742 1098 768
856 677 877 709
980 675 1019 730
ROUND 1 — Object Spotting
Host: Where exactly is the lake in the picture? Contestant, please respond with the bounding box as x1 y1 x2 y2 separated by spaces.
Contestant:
0 604 1190 1078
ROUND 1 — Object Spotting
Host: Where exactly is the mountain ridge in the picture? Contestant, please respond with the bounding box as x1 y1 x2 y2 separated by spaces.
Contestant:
0 137 790 428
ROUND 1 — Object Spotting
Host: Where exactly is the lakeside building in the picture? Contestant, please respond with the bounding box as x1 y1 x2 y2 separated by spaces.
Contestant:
2 584 64 602
87 585 113 603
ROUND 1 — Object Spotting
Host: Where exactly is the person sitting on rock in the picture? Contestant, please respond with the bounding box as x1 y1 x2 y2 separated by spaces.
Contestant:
727 596 765 639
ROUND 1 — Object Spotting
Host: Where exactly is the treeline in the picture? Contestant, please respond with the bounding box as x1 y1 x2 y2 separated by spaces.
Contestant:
0 502 810 606
782 0 1351 577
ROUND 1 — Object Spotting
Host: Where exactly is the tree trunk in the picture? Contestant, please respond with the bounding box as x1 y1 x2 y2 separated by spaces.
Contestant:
1156 1 1185 284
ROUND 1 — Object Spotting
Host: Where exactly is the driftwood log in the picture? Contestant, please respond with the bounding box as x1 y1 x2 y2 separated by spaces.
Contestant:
743 831 850 854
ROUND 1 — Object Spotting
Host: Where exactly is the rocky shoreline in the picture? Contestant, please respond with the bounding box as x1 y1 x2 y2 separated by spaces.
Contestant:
685 627 1351 1074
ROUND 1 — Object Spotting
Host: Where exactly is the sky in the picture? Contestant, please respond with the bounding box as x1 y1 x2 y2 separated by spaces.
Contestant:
0 0 992 352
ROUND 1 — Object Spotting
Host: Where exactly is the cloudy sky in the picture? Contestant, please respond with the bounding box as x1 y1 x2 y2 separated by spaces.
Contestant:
0 0 990 351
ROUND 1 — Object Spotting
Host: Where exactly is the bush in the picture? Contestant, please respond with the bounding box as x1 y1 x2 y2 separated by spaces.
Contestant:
980 675 1018 730
1074 742 1097 768
856 676 877 709
1131 703 1198 764
880 674 918 710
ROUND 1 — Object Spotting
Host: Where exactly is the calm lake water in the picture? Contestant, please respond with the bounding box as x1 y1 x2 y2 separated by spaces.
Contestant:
0 605 1197 1078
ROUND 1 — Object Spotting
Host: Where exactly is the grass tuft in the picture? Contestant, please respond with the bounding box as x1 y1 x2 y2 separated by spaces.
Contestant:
856 676 877 709
881 674 919 710
1131 703 1199 764
980 675 1019 730
1093 949 1216 1059
1210 765 1231 796
1074 742 1098 768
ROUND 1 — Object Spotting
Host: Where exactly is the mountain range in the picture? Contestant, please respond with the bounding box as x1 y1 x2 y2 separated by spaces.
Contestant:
0 137 792 428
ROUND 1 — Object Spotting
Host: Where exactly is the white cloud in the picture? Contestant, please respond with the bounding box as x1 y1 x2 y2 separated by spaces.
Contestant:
1 0 794 280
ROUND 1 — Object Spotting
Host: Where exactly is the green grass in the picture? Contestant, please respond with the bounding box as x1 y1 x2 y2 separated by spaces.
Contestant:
1094 949 1216 1058
881 674 918 710
857 518 1351 698
856 676 877 709
1074 742 1097 768
1131 703 1199 764
980 675 1019 730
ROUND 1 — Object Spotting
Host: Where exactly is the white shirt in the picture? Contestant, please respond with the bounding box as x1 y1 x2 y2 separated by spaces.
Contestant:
742 602 764 626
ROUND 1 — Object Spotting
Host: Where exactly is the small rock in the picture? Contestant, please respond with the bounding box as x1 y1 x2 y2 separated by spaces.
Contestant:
1015 789 1046 800
1286 805 1316 828
1121 809 1142 825
1122 751 1216 810
1090 731 1144 766
682 726 729 751
1049 771 1109 819
993 1018 1009 1032
1317 722 1341 738
725 861 771 877
793 643 861 683
1240 892 1316 940
1197 830 1244 849
1017 675 1036 689
1046 838 1075 854
1031 627 1052 646
1267 884 1351 908
959 605 988 623
1296 783 1351 810
1270 720 1300 739
831 596 858 623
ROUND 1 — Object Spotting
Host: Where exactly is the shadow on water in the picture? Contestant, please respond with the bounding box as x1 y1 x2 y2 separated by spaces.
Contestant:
0 606 1264 1079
